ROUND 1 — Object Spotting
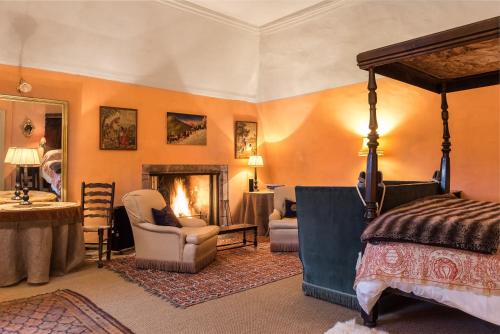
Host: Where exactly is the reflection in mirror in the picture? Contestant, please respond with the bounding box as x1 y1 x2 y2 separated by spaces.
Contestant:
0 95 67 202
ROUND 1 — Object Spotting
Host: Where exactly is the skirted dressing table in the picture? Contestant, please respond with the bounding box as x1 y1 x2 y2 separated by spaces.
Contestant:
0 201 85 286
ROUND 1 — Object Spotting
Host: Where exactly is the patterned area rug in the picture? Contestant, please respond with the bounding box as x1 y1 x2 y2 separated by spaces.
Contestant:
0 289 133 334
106 242 302 308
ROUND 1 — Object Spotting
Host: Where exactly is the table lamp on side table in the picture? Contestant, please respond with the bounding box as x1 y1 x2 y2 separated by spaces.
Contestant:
248 155 264 192
4 147 21 200
4 147 41 205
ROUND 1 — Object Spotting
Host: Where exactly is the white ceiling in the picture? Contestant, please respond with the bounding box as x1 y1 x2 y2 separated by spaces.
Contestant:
0 1 498 102
186 0 325 26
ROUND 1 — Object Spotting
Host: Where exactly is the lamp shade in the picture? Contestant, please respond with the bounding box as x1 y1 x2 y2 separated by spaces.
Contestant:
4 147 17 163
248 155 264 167
358 137 384 157
4 147 41 166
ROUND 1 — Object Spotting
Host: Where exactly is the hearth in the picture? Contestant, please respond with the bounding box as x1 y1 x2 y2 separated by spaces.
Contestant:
142 165 228 226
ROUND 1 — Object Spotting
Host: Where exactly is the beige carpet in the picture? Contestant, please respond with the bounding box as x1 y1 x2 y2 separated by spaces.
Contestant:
1 261 497 334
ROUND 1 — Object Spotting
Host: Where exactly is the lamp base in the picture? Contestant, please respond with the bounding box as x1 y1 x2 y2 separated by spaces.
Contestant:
254 180 260 192
11 183 22 200
20 185 31 206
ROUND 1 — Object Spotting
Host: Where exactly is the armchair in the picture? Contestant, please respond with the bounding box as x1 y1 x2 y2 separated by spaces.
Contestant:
268 186 298 252
122 189 219 273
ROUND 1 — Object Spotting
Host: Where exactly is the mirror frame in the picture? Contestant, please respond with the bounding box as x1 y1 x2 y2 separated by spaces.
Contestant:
0 94 68 201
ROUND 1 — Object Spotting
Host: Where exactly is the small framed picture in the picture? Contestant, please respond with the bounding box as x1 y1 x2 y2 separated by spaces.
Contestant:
166 112 207 145
235 121 257 159
99 106 137 150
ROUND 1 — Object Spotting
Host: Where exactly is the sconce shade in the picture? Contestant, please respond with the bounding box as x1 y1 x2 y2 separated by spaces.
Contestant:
248 155 264 167
4 147 41 166
358 137 384 157
17 78 32 94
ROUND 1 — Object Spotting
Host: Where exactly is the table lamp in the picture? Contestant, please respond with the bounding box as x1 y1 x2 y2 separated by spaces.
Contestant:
248 155 264 192
4 147 41 205
4 147 21 200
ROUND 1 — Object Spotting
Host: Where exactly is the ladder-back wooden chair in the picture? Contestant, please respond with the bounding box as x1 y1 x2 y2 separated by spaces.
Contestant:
81 182 115 268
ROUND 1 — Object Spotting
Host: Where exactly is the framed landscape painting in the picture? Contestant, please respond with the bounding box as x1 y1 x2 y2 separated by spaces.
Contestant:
166 112 207 145
235 121 257 159
99 106 137 150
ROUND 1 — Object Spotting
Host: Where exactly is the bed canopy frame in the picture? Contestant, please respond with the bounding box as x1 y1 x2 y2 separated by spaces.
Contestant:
356 16 500 326
358 16 500 222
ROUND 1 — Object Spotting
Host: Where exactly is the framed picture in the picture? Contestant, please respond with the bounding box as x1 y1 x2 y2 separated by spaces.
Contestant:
166 112 207 145
235 121 257 159
99 106 137 150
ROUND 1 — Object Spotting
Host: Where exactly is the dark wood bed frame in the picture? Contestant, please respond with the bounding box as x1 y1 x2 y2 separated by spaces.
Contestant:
356 16 500 327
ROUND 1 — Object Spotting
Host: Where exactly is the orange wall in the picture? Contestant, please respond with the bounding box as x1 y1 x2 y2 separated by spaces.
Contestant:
258 79 500 202
0 64 258 216
1 63 498 211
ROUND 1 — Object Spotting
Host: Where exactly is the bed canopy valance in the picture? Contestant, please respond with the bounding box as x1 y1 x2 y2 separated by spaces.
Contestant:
356 16 500 221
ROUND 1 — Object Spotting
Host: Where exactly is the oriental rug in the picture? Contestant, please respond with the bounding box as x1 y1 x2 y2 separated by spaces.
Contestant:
106 242 302 308
0 289 133 334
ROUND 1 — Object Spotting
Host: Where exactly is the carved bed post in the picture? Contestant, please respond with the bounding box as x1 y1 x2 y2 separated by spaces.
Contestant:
440 88 451 193
361 68 380 327
365 68 380 221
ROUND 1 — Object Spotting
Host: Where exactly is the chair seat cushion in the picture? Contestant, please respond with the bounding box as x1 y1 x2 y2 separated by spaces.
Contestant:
183 226 220 245
179 217 207 228
269 219 298 230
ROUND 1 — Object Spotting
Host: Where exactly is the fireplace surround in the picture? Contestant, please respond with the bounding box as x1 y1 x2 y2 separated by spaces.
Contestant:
142 164 229 226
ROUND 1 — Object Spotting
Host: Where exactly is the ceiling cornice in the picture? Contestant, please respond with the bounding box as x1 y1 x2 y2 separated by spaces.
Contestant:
158 0 260 34
260 0 348 34
159 0 348 35
0 59 258 103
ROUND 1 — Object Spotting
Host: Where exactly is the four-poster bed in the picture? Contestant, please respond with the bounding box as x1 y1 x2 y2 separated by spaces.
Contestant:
355 17 500 327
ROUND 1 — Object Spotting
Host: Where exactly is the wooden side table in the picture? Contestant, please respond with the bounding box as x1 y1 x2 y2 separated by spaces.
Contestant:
240 191 274 236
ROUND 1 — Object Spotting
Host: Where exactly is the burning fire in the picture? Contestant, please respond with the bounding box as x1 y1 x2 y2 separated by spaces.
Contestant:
171 178 192 217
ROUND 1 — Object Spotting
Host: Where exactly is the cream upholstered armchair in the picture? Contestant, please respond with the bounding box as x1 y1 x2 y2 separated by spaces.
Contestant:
268 186 298 252
122 189 219 273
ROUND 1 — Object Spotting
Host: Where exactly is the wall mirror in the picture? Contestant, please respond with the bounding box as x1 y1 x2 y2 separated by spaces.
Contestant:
0 95 68 201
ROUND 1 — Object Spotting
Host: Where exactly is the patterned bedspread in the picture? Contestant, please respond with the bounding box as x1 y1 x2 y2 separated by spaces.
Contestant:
355 242 500 296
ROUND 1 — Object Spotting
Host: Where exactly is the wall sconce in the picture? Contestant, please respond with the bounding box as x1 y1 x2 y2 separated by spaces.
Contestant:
17 78 32 94
358 137 384 157
22 118 35 137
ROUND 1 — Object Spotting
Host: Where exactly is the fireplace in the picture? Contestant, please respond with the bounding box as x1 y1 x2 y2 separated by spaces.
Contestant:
142 165 228 226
